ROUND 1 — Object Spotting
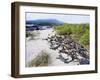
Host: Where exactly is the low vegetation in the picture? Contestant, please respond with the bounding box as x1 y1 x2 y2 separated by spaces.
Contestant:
27 50 49 67
54 23 89 47
26 31 40 39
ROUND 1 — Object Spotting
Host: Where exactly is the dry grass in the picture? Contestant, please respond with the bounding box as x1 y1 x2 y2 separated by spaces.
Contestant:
27 50 49 67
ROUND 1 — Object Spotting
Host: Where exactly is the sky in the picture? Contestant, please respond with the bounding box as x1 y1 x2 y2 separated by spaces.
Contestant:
26 12 90 24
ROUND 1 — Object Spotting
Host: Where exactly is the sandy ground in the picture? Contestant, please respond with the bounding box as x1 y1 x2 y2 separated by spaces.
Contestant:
26 28 79 66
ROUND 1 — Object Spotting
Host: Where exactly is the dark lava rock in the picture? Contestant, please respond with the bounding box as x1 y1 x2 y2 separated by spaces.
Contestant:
79 59 89 64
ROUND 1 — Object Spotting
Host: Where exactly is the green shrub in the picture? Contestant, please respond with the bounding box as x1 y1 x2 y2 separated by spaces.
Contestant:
54 23 90 46
54 24 72 35
79 30 89 46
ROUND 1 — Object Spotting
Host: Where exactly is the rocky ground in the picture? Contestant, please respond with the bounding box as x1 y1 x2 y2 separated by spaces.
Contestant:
26 28 90 67
46 34 89 65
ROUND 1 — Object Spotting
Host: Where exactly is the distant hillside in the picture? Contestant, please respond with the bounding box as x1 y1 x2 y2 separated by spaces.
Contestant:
26 19 64 26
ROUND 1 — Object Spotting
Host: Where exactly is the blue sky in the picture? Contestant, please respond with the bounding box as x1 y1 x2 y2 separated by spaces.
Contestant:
26 12 90 24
